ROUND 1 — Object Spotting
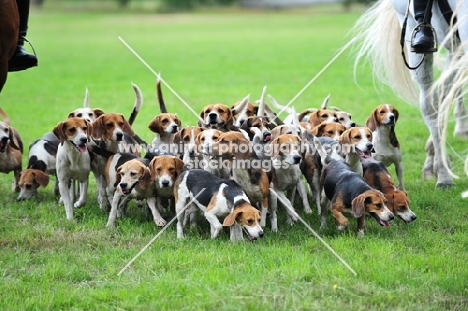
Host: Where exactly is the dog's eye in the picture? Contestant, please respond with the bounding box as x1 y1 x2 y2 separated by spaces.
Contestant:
118 122 124 127
106 123 113 128
375 203 382 209
77 113 83 117
69 128 76 133
130 172 137 177
83 127 87 131
339 117 344 121
321 114 328 119
366 134 371 139
379 110 386 114
26 184 32 189
183 136 190 142
218 108 225 113
398 205 406 211
327 131 334 135
354 135 361 140
247 219 254 225
88 113 93 117
161 119 168 124
120 172 125 177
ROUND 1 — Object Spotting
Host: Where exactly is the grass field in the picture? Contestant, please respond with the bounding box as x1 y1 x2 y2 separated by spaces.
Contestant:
1 3 468 310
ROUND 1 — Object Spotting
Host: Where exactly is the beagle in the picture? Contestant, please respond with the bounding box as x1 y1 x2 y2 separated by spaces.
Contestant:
338 127 374 176
53 117 93 220
67 88 105 123
148 155 185 216
211 131 273 230
172 126 205 165
231 96 258 127
195 128 230 179
309 122 346 141
319 153 394 236
297 108 338 127
198 104 238 132
365 104 405 190
174 169 264 241
239 116 273 143
17 132 60 201
105 156 165 227
268 133 312 224
148 113 181 152
363 160 416 223
91 112 140 211
0 108 23 192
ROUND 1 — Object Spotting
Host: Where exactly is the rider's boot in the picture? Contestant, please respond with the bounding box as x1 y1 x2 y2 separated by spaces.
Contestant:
410 0 437 53
8 0 38 72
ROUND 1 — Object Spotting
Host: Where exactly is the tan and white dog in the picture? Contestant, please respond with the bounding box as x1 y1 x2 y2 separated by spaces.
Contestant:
174 169 264 241
53 117 92 220
338 127 374 176
366 104 405 190
198 104 237 132
0 108 23 192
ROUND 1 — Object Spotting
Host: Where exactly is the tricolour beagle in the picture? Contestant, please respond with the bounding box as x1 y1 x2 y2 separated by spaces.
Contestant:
268 133 312 225
363 159 416 223
148 113 181 152
0 108 23 192
105 156 165 227
198 104 238 132
174 169 264 241
309 122 346 141
319 149 394 237
172 126 204 164
53 117 93 220
338 126 374 176
211 131 273 230
365 104 405 190
17 132 59 200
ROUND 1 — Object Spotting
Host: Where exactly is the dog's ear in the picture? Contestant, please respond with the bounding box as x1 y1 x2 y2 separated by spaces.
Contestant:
67 112 75 118
172 128 182 144
114 164 123 188
224 107 234 130
8 127 22 151
91 115 104 139
174 115 182 128
53 121 67 143
223 209 242 227
173 157 185 178
93 108 105 118
310 124 325 136
33 170 50 187
268 137 280 159
366 109 378 131
351 194 366 218
338 130 352 156
118 114 135 136
148 116 163 135
392 106 399 123
138 167 152 190
148 156 160 180
85 120 93 138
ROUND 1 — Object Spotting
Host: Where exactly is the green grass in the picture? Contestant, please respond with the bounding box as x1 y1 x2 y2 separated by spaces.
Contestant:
1 4 468 310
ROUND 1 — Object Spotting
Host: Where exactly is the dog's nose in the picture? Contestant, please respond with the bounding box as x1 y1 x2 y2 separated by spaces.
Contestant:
116 132 124 141
120 182 128 189
411 214 417 221
171 125 178 133
350 122 356 127
293 154 302 164
389 115 395 122
209 113 217 120
389 213 394 221
333 117 339 122
1 137 8 143
259 231 264 238
366 142 374 151
161 180 170 187
79 137 88 144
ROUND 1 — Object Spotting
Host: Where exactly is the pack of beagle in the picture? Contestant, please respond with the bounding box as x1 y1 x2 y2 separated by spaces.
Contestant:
3 77 416 240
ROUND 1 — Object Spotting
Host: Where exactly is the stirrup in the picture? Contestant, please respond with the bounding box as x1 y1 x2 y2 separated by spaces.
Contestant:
410 23 438 54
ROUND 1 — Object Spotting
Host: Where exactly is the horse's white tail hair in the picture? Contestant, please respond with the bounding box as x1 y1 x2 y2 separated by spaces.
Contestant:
352 0 419 104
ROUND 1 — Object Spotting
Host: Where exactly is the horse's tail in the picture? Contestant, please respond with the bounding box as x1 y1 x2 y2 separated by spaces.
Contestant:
352 0 419 104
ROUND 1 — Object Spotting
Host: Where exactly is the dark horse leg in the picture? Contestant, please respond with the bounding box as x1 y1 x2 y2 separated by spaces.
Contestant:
0 0 20 93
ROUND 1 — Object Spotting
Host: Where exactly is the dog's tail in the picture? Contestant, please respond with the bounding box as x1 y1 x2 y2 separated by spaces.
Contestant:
156 75 167 114
320 94 330 109
83 87 90 108
262 94 284 126
128 83 143 126
257 86 267 117
0 107 10 125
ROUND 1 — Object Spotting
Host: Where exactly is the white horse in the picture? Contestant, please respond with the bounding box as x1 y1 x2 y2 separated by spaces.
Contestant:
352 0 468 188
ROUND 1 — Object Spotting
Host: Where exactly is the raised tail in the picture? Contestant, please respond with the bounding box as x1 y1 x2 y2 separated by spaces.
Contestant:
128 83 143 126
156 75 167 113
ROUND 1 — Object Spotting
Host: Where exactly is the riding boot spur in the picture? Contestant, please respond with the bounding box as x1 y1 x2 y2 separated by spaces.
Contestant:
410 0 437 53
8 0 38 72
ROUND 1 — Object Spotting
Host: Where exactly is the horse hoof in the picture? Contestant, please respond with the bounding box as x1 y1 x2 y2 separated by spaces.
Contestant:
422 170 435 180
436 182 455 189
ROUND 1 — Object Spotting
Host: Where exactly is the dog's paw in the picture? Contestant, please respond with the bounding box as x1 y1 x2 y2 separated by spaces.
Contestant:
337 225 346 231
356 230 365 238
304 207 313 214
154 217 167 227
74 200 86 209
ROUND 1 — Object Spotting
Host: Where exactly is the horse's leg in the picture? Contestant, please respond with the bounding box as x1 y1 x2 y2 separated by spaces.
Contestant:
453 97 468 138
412 53 455 188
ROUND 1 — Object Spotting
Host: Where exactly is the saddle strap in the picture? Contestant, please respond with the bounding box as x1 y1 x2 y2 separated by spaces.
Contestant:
437 0 460 38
